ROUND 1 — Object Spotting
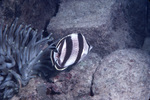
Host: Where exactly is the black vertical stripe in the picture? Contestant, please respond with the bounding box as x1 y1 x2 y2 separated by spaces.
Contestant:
74 33 84 64
57 39 64 57
61 36 73 67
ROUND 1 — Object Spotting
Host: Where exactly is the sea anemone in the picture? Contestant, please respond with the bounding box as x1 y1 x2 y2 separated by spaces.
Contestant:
0 18 54 100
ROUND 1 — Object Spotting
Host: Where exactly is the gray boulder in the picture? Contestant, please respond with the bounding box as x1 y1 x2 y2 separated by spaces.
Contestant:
93 49 150 100
40 52 101 100
48 0 146 57
142 37 150 54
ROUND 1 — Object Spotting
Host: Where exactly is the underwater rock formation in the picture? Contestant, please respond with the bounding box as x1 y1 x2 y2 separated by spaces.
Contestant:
142 37 150 54
93 49 150 100
43 52 101 100
47 0 147 57
11 52 102 100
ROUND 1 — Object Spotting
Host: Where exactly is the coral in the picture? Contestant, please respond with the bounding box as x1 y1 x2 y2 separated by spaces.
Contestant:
0 18 54 100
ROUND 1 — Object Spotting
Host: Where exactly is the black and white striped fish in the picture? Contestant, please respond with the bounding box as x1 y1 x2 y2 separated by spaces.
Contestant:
51 33 92 71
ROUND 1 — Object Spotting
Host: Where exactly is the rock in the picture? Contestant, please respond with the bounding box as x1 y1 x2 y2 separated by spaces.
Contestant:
148 1 150 36
11 52 101 100
11 77 46 100
45 52 101 100
93 49 150 100
142 37 150 54
121 0 147 37
0 0 59 30
47 0 146 57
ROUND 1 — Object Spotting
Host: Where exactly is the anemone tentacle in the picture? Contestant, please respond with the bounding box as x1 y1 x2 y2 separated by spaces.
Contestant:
0 18 54 100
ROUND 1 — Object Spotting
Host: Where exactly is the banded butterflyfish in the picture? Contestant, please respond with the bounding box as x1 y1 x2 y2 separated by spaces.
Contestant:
50 33 92 71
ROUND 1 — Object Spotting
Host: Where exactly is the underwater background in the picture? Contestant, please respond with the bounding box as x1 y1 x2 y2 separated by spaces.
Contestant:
0 0 150 100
